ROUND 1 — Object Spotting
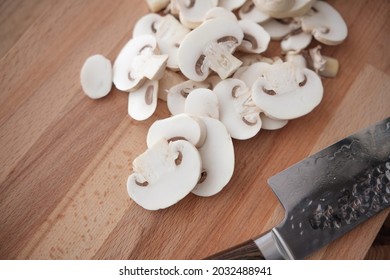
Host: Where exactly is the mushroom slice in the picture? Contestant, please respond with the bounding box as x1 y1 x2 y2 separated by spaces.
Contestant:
147 113 207 148
260 18 301 40
238 61 270 87
178 17 243 81
260 113 288 130
167 80 210 115
157 69 186 101
127 139 202 210
177 0 218 29
128 79 158 121
192 117 235 197
214 78 262 140
132 13 162 37
255 0 315 18
302 45 339 78
281 29 312 52
285 51 307 69
113 35 168 91
300 1 348 45
184 88 219 119
204 6 237 22
218 0 246 11
251 61 323 120
155 14 190 70
145 0 170 12
238 0 270 23
238 20 271 54
80 54 112 99
238 54 275 67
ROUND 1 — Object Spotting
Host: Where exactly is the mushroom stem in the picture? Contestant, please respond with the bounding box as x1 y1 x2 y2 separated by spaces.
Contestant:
203 42 242 79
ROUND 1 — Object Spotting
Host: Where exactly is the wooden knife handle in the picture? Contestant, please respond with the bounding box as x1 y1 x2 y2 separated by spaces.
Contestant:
204 239 265 260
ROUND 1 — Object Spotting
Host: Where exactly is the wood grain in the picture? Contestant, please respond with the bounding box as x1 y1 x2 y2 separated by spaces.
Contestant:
0 0 389 260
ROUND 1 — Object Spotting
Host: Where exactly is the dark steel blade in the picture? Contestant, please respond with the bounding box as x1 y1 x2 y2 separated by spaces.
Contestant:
268 117 390 259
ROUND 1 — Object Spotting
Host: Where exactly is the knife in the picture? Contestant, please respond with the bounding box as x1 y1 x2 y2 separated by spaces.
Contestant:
206 117 390 260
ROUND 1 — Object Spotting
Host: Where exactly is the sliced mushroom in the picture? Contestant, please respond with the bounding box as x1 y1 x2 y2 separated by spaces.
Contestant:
214 78 262 140
285 51 307 69
303 45 339 78
128 79 158 121
177 0 218 29
178 17 243 81
80 54 112 99
238 19 271 54
260 18 301 40
281 28 312 52
113 34 168 91
238 0 270 23
127 138 202 210
157 69 186 101
132 13 162 37
300 1 348 45
238 54 275 67
155 14 190 70
184 88 219 119
260 113 288 130
192 117 235 197
145 0 170 12
237 61 270 87
218 0 246 11
147 113 207 148
204 6 237 22
167 80 210 115
251 61 323 120
255 0 315 18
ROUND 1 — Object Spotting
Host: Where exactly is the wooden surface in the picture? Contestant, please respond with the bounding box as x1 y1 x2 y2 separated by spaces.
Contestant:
0 0 389 260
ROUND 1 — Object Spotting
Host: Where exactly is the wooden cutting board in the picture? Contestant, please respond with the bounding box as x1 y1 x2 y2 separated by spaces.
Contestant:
0 0 389 260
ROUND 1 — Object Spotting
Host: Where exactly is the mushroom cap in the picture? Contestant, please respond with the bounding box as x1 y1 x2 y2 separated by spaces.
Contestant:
113 34 166 91
128 79 158 121
214 78 262 140
218 0 246 11
132 13 162 37
238 19 271 54
238 0 270 23
80 54 112 99
251 61 323 120
184 88 219 119
260 18 301 40
301 1 348 45
178 17 243 81
177 0 218 29
281 29 312 52
147 113 207 148
260 113 288 130
204 6 237 22
167 80 210 115
127 139 202 210
192 117 235 197
255 0 315 18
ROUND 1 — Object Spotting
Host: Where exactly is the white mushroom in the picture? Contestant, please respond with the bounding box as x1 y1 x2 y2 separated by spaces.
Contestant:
284 51 307 69
260 18 301 40
281 29 312 52
80 54 112 99
238 54 275 67
167 80 210 115
192 117 235 197
127 138 202 210
237 61 270 87
204 6 237 22
145 0 170 12
132 13 162 37
113 34 168 91
155 14 190 70
147 113 207 148
177 0 218 29
251 61 323 120
238 19 271 54
254 0 315 18
300 1 348 45
238 0 270 23
184 88 219 119
260 113 288 130
157 69 186 101
214 78 262 140
218 0 246 11
128 79 158 121
178 17 243 81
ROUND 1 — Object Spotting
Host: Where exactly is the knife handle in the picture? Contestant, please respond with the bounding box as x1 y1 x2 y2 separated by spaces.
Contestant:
205 229 291 260
205 239 265 260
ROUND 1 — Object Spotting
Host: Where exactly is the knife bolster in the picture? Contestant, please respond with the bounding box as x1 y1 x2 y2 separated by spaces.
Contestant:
253 228 294 260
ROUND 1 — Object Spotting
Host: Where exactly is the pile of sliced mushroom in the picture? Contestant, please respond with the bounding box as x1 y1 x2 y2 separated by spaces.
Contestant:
80 0 348 210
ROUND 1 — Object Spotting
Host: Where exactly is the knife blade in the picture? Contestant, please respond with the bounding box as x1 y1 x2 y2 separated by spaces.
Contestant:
206 117 390 260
